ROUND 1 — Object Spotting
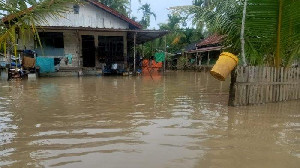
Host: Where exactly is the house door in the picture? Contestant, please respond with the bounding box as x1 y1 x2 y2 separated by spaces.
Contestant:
82 35 95 67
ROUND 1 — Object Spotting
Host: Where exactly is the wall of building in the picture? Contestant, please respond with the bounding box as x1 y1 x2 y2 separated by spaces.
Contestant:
18 30 79 68
18 30 128 69
78 31 127 69
63 31 80 68
38 3 129 29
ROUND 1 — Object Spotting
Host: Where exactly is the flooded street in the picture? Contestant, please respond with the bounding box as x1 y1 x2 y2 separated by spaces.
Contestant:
0 72 299 168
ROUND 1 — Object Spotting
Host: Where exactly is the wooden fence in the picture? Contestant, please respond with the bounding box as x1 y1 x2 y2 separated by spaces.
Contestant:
229 66 300 106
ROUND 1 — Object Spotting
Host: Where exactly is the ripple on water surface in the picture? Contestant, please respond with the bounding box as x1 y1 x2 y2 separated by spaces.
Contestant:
0 72 299 168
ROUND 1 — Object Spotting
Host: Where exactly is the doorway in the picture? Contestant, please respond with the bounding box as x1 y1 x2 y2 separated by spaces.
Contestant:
98 36 124 64
82 35 95 67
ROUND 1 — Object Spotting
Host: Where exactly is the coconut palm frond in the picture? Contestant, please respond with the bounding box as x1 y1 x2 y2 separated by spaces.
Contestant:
171 0 300 67
0 0 80 57
246 0 300 67
280 0 300 67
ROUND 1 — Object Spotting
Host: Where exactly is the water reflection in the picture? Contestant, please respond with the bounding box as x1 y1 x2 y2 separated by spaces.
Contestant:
0 72 299 168
196 102 300 168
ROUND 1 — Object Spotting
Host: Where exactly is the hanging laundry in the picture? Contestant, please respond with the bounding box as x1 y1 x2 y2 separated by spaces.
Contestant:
23 56 36 68
36 57 55 73
65 54 73 64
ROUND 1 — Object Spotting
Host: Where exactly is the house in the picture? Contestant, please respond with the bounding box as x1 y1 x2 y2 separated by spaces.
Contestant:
3 0 168 76
178 34 224 70
172 42 198 70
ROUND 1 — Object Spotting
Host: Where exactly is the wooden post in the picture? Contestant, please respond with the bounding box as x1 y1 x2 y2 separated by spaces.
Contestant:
196 52 198 66
199 53 202 66
7 50 11 81
164 35 167 73
142 44 144 59
76 30 81 67
7 50 11 68
133 32 137 74
228 68 237 106
207 52 210 65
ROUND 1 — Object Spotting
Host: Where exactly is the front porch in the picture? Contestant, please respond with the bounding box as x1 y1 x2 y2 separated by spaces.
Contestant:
28 27 168 76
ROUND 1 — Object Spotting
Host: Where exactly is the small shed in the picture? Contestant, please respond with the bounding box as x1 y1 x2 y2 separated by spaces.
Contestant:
184 34 225 68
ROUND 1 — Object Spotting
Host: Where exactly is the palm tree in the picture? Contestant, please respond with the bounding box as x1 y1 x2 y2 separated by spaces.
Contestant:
98 0 130 16
172 0 300 67
0 0 80 58
246 0 300 67
138 3 156 28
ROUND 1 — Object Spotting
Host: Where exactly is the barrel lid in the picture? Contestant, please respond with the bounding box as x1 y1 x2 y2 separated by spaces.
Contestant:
220 52 239 63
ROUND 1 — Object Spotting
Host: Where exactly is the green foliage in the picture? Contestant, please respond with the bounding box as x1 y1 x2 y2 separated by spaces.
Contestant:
277 0 300 66
245 0 300 66
172 0 300 67
138 12 204 60
98 0 130 16
0 0 80 57
138 3 156 28
177 56 189 70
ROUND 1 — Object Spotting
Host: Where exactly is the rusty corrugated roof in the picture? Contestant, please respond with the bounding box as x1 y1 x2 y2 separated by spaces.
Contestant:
197 34 224 47
2 0 142 29
86 0 142 29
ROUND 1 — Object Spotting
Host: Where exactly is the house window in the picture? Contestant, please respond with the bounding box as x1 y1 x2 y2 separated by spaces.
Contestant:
35 32 64 56
98 36 124 63
73 5 80 14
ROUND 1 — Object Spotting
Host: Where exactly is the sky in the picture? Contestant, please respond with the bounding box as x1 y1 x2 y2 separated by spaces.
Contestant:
131 0 193 29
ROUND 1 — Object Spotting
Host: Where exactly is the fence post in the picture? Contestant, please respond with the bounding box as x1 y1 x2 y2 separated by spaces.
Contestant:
228 67 238 106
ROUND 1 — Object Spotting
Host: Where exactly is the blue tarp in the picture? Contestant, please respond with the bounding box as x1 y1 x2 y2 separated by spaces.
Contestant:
36 57 55 73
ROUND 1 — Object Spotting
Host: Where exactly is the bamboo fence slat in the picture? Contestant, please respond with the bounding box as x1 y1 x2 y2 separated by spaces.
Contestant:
229 66 300 106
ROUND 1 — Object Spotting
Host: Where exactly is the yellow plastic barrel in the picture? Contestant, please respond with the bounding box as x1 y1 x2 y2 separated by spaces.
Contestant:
210 52 239 81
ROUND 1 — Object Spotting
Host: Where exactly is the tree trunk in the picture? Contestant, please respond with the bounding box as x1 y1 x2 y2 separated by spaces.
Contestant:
275 0 283 68
241 0 247 66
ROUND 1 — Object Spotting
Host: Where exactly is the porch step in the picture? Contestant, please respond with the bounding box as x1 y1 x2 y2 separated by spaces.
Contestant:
58 67 80 72
81 69 102 76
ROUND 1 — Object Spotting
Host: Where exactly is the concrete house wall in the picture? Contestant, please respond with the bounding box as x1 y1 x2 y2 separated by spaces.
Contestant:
19 2 130 69
39 3 130 29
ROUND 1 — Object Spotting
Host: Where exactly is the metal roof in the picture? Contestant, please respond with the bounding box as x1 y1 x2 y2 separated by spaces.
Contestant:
39 26 169 44
127 30 169 44
186 46 224 54
197 34 224 47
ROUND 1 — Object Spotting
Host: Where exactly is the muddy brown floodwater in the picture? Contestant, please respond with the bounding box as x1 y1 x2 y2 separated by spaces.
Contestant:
0 72 299 168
